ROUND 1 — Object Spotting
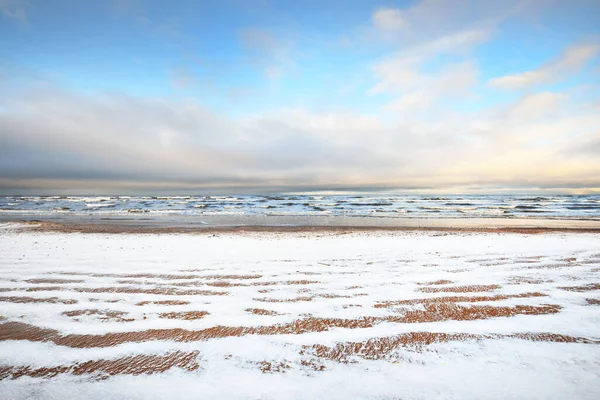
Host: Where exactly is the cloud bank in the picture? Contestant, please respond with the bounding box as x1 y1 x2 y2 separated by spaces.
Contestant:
0 0 599 194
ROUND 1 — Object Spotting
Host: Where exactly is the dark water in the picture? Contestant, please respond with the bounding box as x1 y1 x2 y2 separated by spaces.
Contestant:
0 195 599 220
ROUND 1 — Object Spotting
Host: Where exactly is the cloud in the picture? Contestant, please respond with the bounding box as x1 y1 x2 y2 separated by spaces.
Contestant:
368 0 523 44
1 1 599 193
370 46 481 94
0 0 28 22
565 134 600 158
381 61 479 114
1 78 599 193
366 1 505 118
488 42 600 90
368 27 484 117
372 7 406 31
240 28 296 81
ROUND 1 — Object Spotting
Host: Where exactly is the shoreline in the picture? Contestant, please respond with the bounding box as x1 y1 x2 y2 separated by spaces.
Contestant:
2 215 600 234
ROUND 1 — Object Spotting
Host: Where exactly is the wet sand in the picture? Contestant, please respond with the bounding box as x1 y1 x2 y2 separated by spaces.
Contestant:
2 214 600 234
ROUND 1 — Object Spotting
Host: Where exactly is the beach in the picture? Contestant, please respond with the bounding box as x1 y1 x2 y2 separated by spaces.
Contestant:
4 0 600 397
0 221 599 399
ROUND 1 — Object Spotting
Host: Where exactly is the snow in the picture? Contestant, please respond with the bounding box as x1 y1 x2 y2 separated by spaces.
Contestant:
0 225 599 399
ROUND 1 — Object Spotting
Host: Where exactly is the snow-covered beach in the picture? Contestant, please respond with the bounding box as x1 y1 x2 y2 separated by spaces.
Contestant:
0 222 599 399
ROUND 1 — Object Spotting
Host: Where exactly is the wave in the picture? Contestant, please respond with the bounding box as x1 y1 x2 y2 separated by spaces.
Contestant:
0 194 598 220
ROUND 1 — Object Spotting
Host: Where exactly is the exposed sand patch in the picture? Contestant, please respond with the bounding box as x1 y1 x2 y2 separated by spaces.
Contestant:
374 292 548 308
246 308 281 316
58 272 202 280
136 300 190 306
72 287 227 296
512 259 543 265
317 294 353 299
205 281 239 287
0 351 200 380
420 284 501 293
26 286 64 292
510 333 600 343
89 298 121 303
159 311 209 320
0 304 561 348
310 332 599 362
299 359 327 371
25 278 84 284
201 274 263 280
252 280 320 286
311 333 480 361
258 361 291 373
0 296 77 304
254 296 314 303
420 280 454 285
62 309 135 323
18 285 227 296
393 304 560 324
507 277 553 284
527 263 572 270
558 283 600 292
117 279 148 285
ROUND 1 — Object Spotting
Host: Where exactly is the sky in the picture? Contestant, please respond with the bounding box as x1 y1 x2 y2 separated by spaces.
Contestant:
0 0 599 194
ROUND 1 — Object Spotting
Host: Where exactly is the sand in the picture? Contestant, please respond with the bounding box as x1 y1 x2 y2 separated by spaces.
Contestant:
0 222 599 399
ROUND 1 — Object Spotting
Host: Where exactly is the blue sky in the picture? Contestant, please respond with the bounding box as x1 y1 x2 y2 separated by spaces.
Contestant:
0 0 599 193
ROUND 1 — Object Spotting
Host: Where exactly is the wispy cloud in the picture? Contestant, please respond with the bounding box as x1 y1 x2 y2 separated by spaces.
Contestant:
372 7 406 32
240 28 296 82
169 67 198 89
488 41 600 90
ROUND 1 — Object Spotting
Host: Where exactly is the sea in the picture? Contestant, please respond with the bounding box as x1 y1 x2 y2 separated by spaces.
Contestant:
0 194 599 221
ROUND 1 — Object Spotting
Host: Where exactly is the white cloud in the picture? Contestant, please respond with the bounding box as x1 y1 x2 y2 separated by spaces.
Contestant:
372 7 406 31
504 91 567 121
368 0 522 44
381 61 479 115
368 25 484 119
1 80 599 192
488 42 600 90
368 27 488 95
